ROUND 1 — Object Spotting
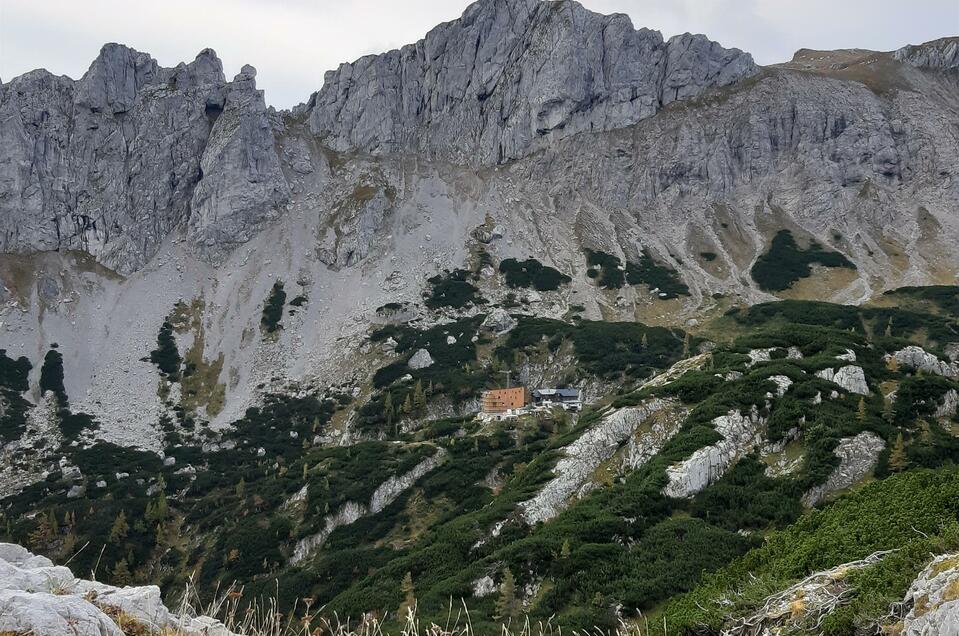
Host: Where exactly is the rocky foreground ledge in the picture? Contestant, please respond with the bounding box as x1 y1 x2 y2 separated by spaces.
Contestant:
0 543 236 636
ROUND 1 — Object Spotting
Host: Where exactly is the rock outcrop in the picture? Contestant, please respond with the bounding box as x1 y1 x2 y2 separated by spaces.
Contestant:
0 44 286 273
520 399 683 524
896 552 959 635
895 37 959 70
304 0 757 165
802 432 885 507
815 365 870 395
664 407 766 498
724 551 892 636
936 389 959 418
291 449 446 563
890 347 958 378
0 543 236 636
187 65 290 264
482 308 518 335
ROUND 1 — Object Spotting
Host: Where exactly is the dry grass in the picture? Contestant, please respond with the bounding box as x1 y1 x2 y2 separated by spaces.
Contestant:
168 583 657 636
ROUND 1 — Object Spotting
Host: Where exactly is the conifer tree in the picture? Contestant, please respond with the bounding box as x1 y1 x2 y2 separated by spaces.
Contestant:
398 571 416 620
889 433 909 472
495 569 519 623
109 510 129 544
413 380 426 412
29 513 53 550
384 392 395 431
111 558 132 586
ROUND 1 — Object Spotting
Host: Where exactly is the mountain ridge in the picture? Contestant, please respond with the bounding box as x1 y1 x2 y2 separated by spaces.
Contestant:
1 6 959 633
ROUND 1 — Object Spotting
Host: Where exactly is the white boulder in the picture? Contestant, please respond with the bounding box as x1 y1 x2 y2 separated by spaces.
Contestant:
408 348 435 370
816 365 869 395
802 432 885 507
898 552 959 635
0 543 238 636
482 308 517 335
890 346 958 378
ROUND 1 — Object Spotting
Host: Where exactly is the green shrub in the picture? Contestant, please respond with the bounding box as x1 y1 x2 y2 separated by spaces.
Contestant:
665 467 959 633
0 350 32 442
499 258 571 291
625 250 690 299
751 230 856 292
261 281 287 332
39 349 66 403
585 250 626 289
424 270 484 309
150 321 181 378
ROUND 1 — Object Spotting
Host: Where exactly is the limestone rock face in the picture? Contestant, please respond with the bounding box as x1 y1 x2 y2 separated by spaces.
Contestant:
815 365 870 395
0 44 286 274
305 0 757 165
664 408 765 498
936 389 959 418
895 38 959 70
521 399 683 524
898 552 959 635
188 65 290 263
0 542 237 636
802 432 885 507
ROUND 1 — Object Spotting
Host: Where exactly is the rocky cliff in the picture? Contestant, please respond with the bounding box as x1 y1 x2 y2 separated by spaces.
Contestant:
0 44 287 274
304 0 757 165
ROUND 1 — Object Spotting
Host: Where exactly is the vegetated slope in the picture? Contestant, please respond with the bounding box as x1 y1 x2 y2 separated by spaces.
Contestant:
2 287 957 633
1 4 959 632
665 467 959 634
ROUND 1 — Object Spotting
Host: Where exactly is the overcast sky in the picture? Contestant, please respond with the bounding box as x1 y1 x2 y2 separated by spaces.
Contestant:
2 0 957 108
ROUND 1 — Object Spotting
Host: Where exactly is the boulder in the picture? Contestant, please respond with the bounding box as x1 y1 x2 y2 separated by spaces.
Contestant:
408 348 435 370
482 308 517 335
0 590 124 636
802 432 885 507
890 346 958 378
897 552 959 635
0 542 239 635
815 365 870 395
